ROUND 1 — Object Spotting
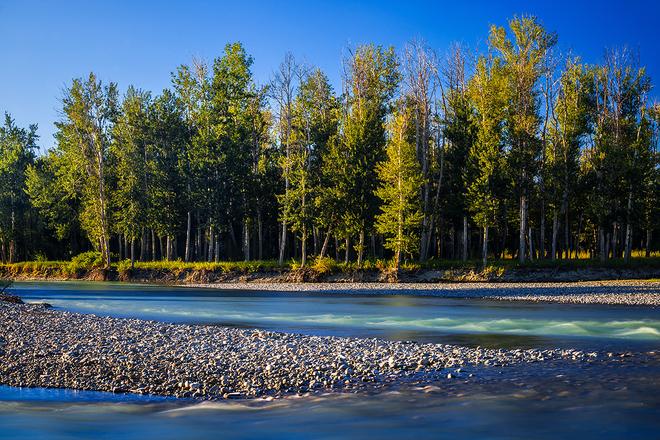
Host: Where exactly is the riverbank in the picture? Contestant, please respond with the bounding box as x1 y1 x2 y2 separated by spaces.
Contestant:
2 258 660 285
185 280 660 306
0 299 597 400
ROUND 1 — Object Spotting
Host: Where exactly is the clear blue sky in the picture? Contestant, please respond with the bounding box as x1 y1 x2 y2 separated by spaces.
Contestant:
1 0 658 151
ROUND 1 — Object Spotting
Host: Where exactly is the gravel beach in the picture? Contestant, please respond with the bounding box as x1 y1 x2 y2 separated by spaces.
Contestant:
0 300 596 400
186 280 660 306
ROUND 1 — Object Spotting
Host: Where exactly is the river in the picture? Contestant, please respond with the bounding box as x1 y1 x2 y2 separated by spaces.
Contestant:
1 281 659 439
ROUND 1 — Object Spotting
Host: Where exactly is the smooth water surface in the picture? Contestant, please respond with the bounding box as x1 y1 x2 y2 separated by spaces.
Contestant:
13 281 660 350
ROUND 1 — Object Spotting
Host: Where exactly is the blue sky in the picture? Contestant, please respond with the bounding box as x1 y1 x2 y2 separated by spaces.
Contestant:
1 0 658 151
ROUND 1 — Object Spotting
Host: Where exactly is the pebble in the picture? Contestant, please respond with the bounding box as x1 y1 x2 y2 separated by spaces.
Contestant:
0 301 623 400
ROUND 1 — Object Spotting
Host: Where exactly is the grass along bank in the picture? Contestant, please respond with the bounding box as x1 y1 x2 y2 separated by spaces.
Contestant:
1 252 660 283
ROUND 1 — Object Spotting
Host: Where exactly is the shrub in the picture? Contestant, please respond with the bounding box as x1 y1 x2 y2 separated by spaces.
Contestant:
311 256 338 275
117 259 133 277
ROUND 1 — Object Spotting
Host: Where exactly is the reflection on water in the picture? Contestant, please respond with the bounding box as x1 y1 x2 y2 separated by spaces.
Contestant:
12 281 660 351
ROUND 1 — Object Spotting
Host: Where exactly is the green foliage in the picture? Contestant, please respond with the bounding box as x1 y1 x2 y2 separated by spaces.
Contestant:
330 45 400 262
466 55 507 228
0 113 38 262
3 17 658 270
375 105 424 266
311 256 338 275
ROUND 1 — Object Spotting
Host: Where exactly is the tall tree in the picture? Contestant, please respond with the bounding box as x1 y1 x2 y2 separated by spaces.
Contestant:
441 45 476 262
147 89 187 261
403 40 438 261
489 16 557 263
336 44 400 264
111 87 151 267
546 58 592 260
466 56 507 265
585 49 651 261
281 68 338 266
375 104 424 268
0 113 38 262
270 53 300 265
53 73 118 267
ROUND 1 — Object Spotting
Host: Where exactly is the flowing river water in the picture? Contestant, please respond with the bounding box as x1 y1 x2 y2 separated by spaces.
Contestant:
1 281 659 439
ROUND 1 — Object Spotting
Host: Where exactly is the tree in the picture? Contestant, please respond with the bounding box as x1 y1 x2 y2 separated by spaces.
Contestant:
546 58 592 260
641 104 659 257
466 56 507 266
403 40 438 261
271 53 300 265
336 44 400 265
53 73 118 267
147 89 187 261
111 87 151 267
441 45 476 262
281 68 338 266
375 104 424 268
489 16 557 263
585 49 651 261
0 113 38 262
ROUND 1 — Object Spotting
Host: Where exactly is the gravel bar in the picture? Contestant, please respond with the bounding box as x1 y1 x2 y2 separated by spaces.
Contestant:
0 301 595 400
186 280 660 306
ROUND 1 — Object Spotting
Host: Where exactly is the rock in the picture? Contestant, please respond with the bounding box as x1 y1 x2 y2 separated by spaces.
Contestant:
0 300 602 401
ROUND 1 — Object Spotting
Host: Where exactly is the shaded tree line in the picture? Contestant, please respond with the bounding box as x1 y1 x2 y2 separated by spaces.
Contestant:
2 16 658 268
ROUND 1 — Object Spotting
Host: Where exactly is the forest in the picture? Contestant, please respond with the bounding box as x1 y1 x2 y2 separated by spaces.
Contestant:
0 16 658 270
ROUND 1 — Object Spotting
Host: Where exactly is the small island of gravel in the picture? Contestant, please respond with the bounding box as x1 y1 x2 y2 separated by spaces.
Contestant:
184 280 660 306
0 299 598 400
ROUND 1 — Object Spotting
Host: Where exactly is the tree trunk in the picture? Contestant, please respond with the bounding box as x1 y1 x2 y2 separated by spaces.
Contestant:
118 234 124 261
606 232 612 260
611 223 618 259
646 229 652 258
313 227 319 257
357 230 365 266
528 227 534 261
482 226 488 267
130 238 135 269
207 226 214 263
243 218 250 261
151 230 156 261
540 200 545 259
564 208 570 260
344 236 350 264
158 236 164 262
185 211 192 262
624 223 632 263
624 189 633 263
301 226 307 268
519 194 527 264
551 210 558 261
599 227 606 262
257 210 263 261
320 228 331 258
278 220 287 266
462 216 468 262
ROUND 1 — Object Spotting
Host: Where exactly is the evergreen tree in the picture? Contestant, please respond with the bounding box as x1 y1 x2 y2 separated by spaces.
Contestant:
546 59 592 260
281 68 338 266
375 104 424 268
335 44 400 264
